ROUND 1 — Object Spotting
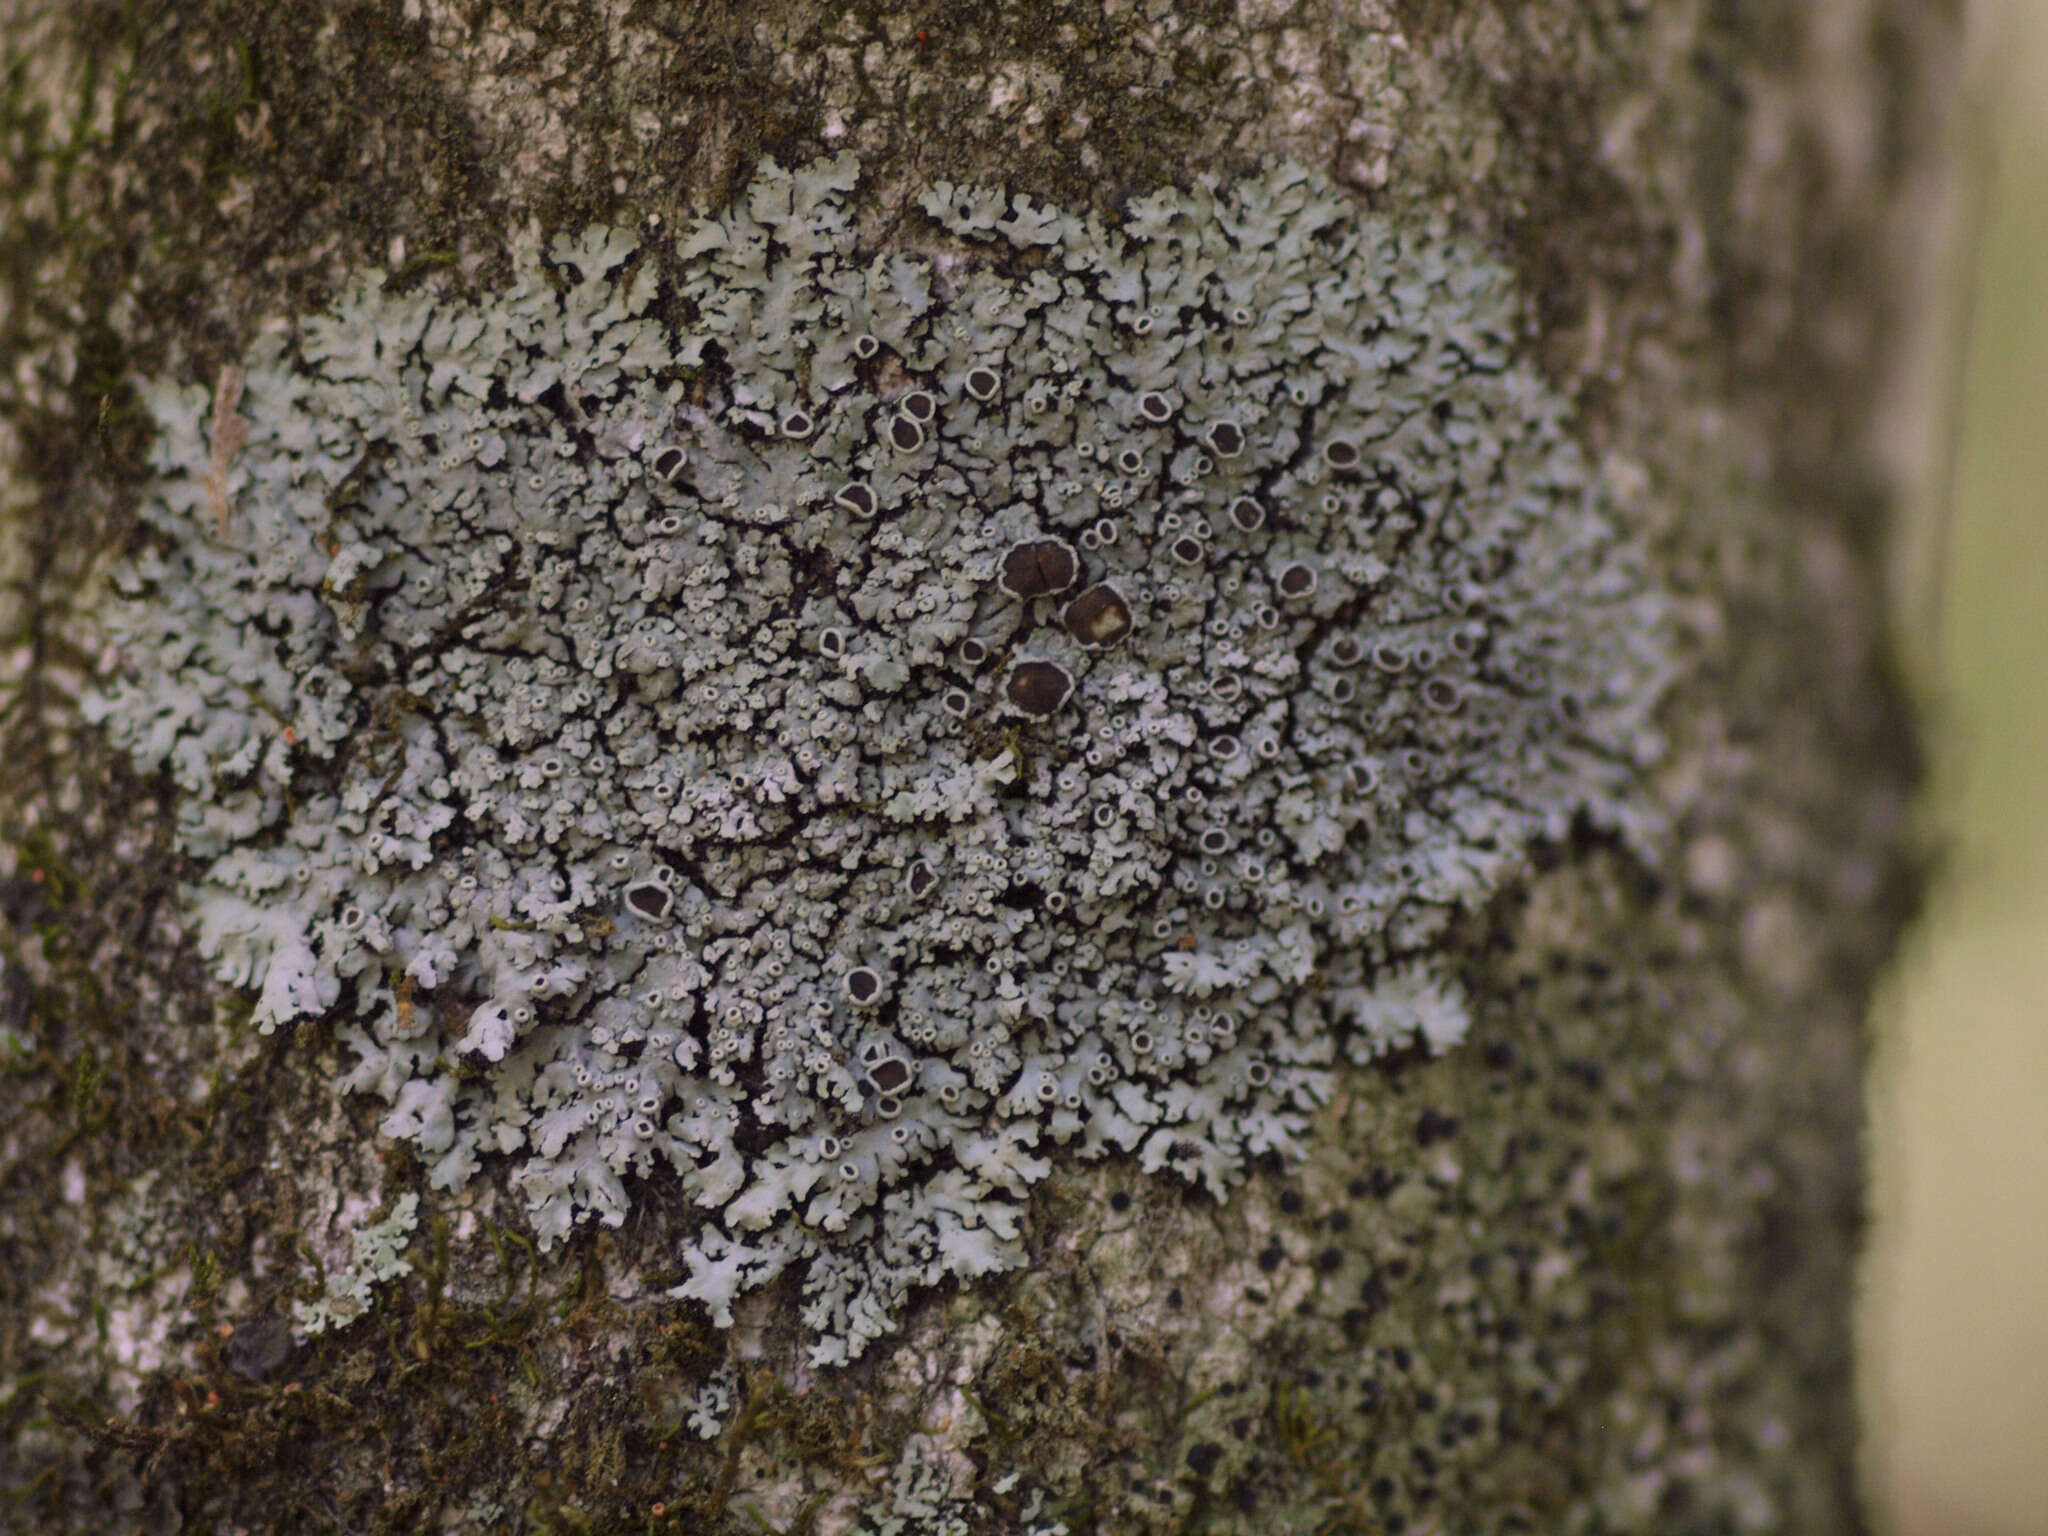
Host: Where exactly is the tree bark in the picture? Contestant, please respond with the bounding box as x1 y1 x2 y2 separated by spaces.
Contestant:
0 2 1947 1533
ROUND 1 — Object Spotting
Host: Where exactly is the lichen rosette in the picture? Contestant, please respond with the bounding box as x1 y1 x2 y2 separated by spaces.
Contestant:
85 158 1668 1362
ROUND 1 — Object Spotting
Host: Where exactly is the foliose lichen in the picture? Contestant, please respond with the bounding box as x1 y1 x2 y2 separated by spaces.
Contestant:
292 1193 420 1336
84 156 1669 1363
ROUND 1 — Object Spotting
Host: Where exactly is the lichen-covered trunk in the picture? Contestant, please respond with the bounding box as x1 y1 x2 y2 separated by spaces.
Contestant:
0 2 1943 1533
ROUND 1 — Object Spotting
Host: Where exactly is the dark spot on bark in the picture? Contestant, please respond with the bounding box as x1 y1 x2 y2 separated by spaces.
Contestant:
1416 1108 1460 1146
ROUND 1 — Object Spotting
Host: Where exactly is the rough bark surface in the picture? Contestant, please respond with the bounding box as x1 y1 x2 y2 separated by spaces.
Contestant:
0 1 1945 1533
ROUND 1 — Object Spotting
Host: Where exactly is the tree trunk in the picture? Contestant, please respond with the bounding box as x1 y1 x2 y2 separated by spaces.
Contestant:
0 2 1947 1533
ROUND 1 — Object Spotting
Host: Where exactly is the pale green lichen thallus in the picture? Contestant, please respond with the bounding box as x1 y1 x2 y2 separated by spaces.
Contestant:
84 156 1670 1365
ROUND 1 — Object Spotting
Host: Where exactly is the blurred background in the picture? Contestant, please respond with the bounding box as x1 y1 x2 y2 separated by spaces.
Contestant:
1859 0 2048 1531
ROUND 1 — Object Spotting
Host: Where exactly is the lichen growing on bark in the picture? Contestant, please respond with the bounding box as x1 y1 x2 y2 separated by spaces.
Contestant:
82 155 1669 1367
